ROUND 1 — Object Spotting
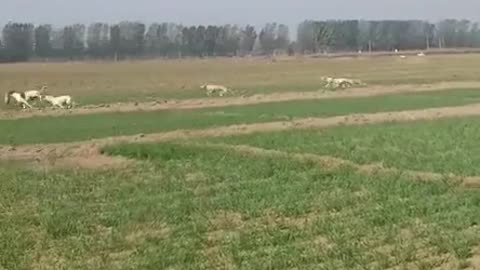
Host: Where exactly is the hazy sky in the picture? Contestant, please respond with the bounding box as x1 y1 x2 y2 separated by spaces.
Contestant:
2 0 480 29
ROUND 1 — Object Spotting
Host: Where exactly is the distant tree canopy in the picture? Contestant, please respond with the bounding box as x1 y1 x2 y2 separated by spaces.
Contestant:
2 23 34 62
296 19 480 53
0 19 480 62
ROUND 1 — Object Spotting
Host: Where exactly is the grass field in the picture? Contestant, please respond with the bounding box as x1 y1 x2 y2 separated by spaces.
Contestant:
1 55 480 269
3 87 480 145
203 116 480 177
3 143 479 269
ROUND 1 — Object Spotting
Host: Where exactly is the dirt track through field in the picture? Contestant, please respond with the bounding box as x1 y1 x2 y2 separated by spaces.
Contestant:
3 102 480 171
200 143 480 187
1 81 480 120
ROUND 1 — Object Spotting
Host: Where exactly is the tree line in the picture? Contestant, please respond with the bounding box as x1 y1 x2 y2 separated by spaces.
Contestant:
0 19 480 62
0 22 290 62
297 19 480 53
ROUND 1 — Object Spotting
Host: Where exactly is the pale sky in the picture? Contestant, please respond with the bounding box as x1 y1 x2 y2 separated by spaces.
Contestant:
2 0 480 31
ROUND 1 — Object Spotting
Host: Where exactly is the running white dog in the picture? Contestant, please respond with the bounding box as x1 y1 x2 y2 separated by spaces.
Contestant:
41 95 74 109
200 84 230 97
4 91 33 109
24 85 47 102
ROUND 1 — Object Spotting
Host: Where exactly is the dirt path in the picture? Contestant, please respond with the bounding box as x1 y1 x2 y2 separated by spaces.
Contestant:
3 102 480 170
2 81 480 120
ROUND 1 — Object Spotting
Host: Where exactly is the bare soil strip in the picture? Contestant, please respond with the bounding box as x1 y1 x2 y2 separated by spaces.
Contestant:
199 143 480 188
2 103 480 174
467 246 480 270
2 81 480 120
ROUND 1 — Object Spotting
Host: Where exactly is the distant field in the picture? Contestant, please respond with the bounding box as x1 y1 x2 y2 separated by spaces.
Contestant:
2 88 480 145
2 54 480 105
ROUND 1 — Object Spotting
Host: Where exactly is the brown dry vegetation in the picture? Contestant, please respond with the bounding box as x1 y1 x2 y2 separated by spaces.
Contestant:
2 54 480 106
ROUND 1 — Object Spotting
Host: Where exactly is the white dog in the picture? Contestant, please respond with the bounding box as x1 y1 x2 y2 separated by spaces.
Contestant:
41 95 74 109
24 85 47 102
5 91 33 109
200 84 230 97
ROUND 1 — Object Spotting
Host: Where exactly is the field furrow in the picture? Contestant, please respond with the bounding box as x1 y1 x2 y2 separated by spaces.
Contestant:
103 142 480 187
3 103 480 172
4 88 480 145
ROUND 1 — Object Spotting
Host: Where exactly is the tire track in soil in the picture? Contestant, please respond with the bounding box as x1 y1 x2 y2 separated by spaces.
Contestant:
199 143 480 188
2 102 480 175
1 81 480 120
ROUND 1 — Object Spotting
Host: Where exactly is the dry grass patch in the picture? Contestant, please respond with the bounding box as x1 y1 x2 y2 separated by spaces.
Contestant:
84 251 137 270
2 54 480 107
30 249 68 270
255 209 319 230
206 210 321 246
207 211 246 244
466 247 480 269
124 223 171 245
202 246 238 270
204 210 325 269
209 211 246 231
208 210 321 232
185 171 208 183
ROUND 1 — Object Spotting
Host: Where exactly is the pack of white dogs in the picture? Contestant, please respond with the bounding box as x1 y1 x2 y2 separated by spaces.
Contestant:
201 79 365 96
4 85 74 110
6 81 362 110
